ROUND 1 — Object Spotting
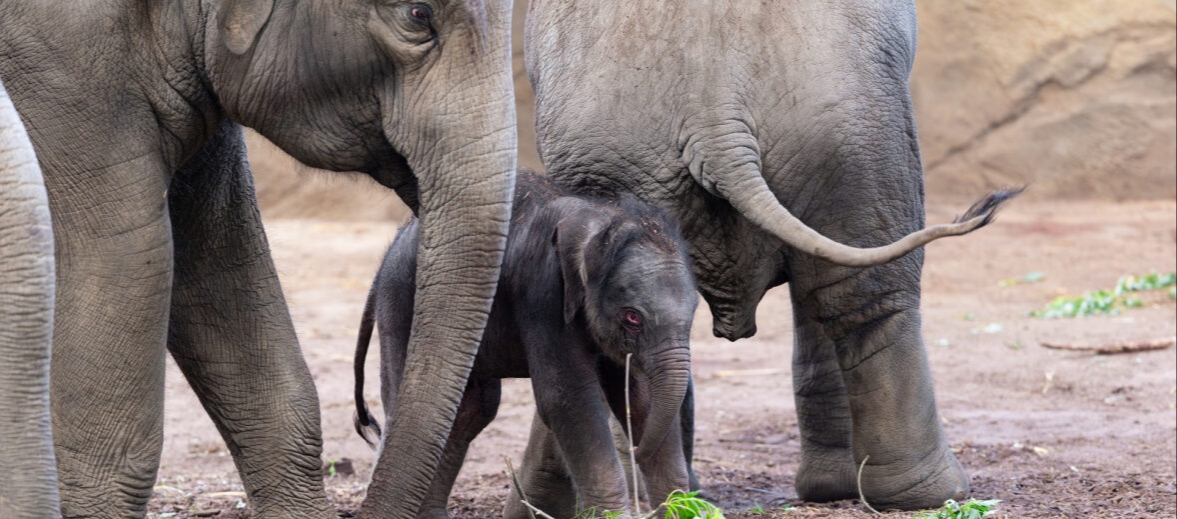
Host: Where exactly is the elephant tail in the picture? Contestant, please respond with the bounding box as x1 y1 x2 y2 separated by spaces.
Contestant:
353 287 382 448
684 130 1024 267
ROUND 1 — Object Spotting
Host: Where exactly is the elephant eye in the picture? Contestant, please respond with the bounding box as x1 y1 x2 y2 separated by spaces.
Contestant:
622 310 642 329
408 4 433 26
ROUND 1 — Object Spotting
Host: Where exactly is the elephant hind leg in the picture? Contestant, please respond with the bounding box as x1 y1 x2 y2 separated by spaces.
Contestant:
504 412 577 519
790 336 858 502
416 377 501 519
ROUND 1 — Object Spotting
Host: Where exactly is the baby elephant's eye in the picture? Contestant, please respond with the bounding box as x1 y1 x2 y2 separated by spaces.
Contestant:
409 5 433 24
623 310 642 328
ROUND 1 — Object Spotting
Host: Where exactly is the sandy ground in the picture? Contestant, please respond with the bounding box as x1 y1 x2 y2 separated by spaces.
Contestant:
147 199 1177 518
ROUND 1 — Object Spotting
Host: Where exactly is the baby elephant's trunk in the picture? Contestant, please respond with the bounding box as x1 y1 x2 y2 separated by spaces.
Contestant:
634 340 691 464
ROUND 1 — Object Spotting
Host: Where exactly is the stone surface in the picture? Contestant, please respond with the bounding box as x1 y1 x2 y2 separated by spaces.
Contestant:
912 0 1176 201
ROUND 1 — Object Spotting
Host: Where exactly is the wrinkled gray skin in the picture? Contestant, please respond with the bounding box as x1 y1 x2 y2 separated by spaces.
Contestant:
0 79 61 518
353 172 697 518
0 0 516 516
527 0 1018 510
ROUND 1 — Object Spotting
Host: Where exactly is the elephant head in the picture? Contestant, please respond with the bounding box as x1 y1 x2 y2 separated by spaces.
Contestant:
0 78 60 517
555 198 697 462
204 0 517 514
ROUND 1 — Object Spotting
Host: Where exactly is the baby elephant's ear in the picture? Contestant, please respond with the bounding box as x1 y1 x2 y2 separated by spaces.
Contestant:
554 213 603 324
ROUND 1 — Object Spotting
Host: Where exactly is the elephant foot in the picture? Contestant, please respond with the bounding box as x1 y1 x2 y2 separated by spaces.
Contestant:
796 443 967 510
794 450 859 503
415 510 451 519
857 447 969 511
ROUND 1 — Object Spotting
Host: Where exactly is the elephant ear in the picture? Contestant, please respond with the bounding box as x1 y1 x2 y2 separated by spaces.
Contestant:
554 205 608 324
218 0 276 55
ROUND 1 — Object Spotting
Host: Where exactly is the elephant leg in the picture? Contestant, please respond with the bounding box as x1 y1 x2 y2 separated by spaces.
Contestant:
531 358 631 514
504 412 577 519
417 378 501 519
46 155 173 517
166 122 330 517
0 81 60 517
788 256 968 509
787 314 858 502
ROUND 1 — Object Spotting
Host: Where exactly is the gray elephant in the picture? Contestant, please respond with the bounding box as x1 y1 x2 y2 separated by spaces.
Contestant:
353 171 697 517
524 0 1019 510
0 79 60 518
0 0 517 516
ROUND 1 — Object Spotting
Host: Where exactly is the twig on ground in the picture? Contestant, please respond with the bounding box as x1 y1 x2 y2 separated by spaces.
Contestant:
744 487 777 494
1040 336 1175 354
505 456 542 519
857 455 881 515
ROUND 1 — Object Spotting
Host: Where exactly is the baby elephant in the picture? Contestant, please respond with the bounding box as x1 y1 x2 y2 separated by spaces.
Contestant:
354 170 698 518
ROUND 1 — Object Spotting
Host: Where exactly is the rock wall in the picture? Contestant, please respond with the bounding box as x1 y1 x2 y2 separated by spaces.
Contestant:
250 1 1176 220
913 0 1176 201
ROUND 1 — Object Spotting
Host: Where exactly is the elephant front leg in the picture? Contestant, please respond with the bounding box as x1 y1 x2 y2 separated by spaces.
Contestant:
166 123 330 517
47 155 174 518
531 358 632 516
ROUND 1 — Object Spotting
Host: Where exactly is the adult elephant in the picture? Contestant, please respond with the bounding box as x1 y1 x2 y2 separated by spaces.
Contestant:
0 79 60 518
0 0 516 516
526 0 1016 510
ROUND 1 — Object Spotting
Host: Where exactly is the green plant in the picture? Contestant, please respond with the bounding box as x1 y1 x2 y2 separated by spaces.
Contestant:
1114 272 1175 293
747 502 766 515
661 490 724 519
1030 271 1176 318
913 498 1000 519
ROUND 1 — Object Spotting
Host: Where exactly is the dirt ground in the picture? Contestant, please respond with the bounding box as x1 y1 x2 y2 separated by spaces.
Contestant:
147 199 1177 519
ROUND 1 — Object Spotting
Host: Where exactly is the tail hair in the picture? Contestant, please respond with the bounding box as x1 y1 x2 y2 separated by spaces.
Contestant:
354 407 382 449
954 185 1027 227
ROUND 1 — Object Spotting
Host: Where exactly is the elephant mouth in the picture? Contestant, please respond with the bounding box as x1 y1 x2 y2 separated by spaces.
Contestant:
709 305 758 341
713 322 757 341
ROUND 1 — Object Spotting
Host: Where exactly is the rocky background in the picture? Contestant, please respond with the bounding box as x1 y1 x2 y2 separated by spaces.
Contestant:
248 0 1176 220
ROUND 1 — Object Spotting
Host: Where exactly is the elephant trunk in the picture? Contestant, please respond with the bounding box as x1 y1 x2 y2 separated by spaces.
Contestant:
0 79 61 517
359 5 517 518
634 340 691 464
688 132 1020 268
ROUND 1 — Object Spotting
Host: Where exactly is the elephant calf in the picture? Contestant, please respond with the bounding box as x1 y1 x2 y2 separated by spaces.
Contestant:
353 170 697 518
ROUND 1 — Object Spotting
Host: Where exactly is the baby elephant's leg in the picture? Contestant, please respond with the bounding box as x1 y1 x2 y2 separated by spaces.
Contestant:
417 378 501 519
504 413 577 519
